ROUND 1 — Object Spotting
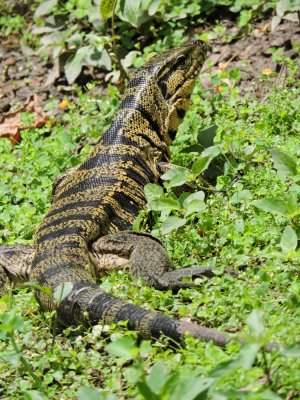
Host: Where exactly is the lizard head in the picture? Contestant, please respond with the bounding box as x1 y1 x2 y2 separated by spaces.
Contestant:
140 40 210 143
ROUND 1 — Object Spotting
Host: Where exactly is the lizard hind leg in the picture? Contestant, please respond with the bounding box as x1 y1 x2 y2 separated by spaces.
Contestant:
90 231 217 290
0 244 34 295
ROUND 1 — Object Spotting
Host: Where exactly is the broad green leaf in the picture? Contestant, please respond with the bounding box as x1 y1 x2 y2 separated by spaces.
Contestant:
270 148 297 177
121 50 140 68
238 343 261 369
246 309 265 340
137 382 158 400
276 0 287 17
281 343 300 357
248 390 283 400
170 377 214 400
280 225 298 253
141 0 161 15
197 124 218 148
284 12 299 22
161 216 186 235
144 183 164 202
271 15 282 30
230 189 253 204
53 282 73 303
183 191 206 216
107 337 138 359
183 191 205 207
252 199 289 216
286 195 299 216
65 47 90 84
210 358 241 379
181 144 203 154
34 0 58 18
23 391 48 400
100 0 115 20
192 156 210 176
161 167 190 187
86 48 112 70
2 352 21 367
119 0 141 27
202 145 221 159
147 361 170 394
77 386 110 400
0 311 24 332
148 198 181 212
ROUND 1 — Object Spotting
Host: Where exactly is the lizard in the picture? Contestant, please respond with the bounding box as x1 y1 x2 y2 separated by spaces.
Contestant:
0 40 231 347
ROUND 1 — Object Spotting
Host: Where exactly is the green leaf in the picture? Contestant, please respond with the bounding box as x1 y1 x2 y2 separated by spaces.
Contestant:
148 0 162 15
237 9 252 27
281 343 300 357
238 343 261 369
270 148 298 177
183 191 206 216
147 361 170 395
230 190 253 204
280 225 298 254
170 377 214 400
210 358 241 379
86 48 112 70
107 337 138 359
77 386 104 400
252 199 289 216
23 391 48 400
137 382 158 400
246 309 265 340
161 167 190 187
100 0 115 20
192 156 210 176
271 15 282 30
34 0 58 18
202 145 221 159
181 144 203 154
248 390 283 400
65 47 90 84
197 124 218 148
2 352 21 367
53 282 74 303
148 198 181 212
144 183 164 202
161 216 187 235
119 0 141 27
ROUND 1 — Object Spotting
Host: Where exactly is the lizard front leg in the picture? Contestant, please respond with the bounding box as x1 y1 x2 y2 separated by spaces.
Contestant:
90 231 220 290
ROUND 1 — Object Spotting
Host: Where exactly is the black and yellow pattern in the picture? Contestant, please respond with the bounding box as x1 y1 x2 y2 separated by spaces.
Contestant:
1 41 230 346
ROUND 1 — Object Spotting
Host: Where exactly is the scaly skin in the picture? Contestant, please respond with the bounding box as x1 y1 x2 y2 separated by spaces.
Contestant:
1 41 231 346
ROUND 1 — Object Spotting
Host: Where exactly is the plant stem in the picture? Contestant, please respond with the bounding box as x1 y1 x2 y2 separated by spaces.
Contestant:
10 332 45 392
111 0 128 92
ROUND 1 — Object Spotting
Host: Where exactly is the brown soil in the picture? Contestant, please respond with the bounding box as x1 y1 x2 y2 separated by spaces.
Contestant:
0 18 299 120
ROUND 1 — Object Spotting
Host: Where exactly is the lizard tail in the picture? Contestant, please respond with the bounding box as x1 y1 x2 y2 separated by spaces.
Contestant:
58 281 230 347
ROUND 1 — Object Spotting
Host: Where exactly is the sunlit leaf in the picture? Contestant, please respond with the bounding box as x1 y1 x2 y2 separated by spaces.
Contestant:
161 216 186 234
270 148 297 177
53 282 73 303
34 0 58 18
107 337 138 359
100 0 115 20
280 225 298 254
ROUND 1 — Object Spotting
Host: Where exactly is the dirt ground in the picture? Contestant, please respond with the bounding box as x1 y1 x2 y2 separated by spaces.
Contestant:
0 17 299 121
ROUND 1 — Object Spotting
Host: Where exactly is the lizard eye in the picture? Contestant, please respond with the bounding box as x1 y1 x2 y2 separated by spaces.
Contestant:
176 54 187 65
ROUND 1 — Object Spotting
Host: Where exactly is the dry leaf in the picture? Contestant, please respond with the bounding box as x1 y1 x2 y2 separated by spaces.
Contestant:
0 94 50 145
